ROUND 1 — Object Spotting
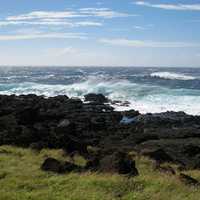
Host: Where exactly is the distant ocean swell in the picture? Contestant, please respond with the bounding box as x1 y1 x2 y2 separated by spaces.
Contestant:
0 67 200 115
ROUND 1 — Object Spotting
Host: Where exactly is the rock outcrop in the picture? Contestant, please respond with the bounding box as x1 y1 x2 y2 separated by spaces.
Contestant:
1 94 200 170
41 157 82 173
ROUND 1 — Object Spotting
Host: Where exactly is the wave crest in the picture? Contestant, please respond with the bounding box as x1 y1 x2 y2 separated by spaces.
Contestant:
1 75 200 115
150 72 196 80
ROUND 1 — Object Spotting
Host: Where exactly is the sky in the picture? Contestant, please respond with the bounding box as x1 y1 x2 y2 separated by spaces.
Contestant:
0 0 200 67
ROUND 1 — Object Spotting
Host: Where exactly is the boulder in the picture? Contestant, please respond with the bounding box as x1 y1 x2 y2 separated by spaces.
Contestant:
41 157 82 173
136 139 200 168
84 93 108 104
41 158 63 173
142 149 174 163
62 161 82 172
99 152 139 176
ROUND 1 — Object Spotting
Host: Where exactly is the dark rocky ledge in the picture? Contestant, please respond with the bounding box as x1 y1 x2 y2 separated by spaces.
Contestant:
1 93 200 171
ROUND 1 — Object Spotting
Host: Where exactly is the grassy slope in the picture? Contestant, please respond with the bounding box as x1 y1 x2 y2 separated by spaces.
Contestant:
0 145 200 200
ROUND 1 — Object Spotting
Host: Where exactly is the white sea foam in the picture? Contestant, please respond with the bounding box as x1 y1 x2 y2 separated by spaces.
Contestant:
150 71 196 80
0 75 200 115
113 94 200 115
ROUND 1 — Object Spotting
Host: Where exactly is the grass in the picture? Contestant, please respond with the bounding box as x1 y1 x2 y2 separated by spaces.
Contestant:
0 145 200 200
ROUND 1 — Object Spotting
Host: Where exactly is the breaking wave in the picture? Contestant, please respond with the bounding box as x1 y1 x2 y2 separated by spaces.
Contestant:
1 75 200 115
150 72 196 80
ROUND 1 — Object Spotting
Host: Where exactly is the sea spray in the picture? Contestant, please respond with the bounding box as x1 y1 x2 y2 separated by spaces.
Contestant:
0 66 200 115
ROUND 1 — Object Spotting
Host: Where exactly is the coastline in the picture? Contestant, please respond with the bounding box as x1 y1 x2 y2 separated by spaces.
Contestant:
1 93 200 199
1 93 200 170
1 66 200 115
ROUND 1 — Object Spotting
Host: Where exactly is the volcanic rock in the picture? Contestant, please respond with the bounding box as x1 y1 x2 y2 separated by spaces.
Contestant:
41 157 82 173
84 93 108 104
98 151 139 176
1 94 200 171
41 158 64 173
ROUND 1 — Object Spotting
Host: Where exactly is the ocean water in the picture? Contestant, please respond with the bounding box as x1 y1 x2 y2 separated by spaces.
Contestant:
0 66 200 115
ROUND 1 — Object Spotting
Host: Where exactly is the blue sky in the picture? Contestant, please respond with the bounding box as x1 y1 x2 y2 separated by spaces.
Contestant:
0 0 200 67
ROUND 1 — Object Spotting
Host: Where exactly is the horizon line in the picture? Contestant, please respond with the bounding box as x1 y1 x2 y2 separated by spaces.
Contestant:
0 64 200 68
0 65 199 68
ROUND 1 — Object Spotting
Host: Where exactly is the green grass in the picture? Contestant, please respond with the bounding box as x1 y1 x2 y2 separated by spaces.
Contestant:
0 145 200 200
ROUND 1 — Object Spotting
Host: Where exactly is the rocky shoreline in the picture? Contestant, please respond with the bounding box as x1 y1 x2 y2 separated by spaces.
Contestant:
1 93 200 174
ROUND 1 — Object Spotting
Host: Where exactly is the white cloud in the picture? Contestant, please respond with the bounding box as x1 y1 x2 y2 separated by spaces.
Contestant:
0 20 103 27
0 20 73 26
0 7 130 29
0 33 87 41
100 38 200 48
6 8 133 22
79 8 134 18
74 21 103 26
135 1 200 11
6 11 82 21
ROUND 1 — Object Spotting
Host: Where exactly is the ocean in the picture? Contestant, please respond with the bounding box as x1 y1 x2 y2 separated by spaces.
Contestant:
0 66 200 115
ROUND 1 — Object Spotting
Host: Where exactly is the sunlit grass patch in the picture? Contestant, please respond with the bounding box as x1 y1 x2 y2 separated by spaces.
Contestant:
0 145 200 200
